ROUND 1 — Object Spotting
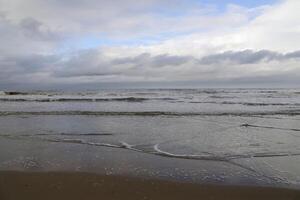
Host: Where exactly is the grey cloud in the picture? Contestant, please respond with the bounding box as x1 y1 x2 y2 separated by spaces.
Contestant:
57 72 121 78
110 50 300 71
199 50 300 65
53 52 194 78
0 54 58 69
0 0 300 89
0 54 60 82
150 54 193 67
0 11 61 57
19 18 63 41
285 51 300 59
53 50 117 78
112 53 194 68
50 49 300 80
0 0 249 40
13 54 59 70
112 53 152 65
1 48 300 87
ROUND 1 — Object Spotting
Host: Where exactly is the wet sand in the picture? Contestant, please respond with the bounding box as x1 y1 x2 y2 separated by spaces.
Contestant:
0 171 299 200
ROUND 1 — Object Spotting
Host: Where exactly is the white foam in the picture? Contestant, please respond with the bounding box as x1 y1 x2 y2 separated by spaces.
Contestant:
153 144 212 160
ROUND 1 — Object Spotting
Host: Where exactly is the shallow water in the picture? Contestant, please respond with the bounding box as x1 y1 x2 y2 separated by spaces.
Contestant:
0 88 300 188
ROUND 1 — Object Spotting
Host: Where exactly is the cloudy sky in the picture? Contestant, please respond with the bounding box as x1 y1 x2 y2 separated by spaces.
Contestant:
0 0 299 89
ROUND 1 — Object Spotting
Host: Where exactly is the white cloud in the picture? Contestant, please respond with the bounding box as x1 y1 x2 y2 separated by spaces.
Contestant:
0 0 299 88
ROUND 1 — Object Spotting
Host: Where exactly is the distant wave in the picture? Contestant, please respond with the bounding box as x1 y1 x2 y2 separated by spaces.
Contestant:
0 97 299 107
209 95 237 99
1 91 53 95
1 110 300 116
2 89 297 96
0 97 147 102
0 97 179 102
190 101 300 106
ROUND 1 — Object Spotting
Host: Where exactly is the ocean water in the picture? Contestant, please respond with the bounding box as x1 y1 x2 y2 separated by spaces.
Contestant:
0 88 300 188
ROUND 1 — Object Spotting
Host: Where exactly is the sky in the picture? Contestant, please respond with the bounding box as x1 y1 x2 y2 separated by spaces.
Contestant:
0 0 300 89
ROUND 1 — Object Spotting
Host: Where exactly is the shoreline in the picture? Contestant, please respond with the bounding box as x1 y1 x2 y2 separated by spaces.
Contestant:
1 171 299 200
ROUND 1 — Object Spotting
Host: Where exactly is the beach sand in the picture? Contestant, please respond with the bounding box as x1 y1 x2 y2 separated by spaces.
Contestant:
1 171 300 200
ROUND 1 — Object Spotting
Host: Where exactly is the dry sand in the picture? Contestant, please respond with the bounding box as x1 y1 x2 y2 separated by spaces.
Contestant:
0 171 299 200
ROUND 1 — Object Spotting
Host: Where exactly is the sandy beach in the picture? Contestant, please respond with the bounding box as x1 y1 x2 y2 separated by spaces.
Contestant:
1 171 300 200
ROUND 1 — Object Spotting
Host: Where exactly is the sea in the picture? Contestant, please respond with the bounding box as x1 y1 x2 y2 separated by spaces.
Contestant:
0 88 300 188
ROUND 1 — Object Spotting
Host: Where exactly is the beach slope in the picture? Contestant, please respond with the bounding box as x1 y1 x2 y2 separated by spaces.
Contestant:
1 171 300 200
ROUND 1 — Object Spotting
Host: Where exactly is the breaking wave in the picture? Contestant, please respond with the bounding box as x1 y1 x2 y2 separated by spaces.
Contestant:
1 110 300 116
0 97 179 102
1 97 298 108
190 101 300 106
